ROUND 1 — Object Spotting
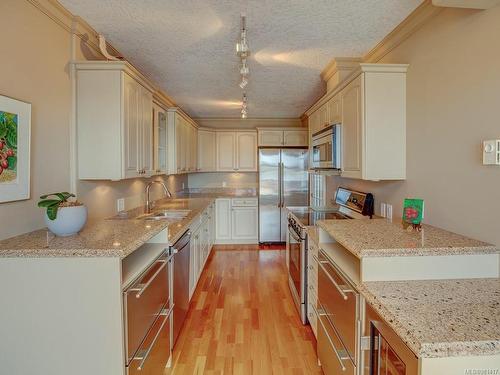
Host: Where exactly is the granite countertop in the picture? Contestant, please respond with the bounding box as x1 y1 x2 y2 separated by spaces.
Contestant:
360 278 500 358
316 219 497 258
0 198 214 259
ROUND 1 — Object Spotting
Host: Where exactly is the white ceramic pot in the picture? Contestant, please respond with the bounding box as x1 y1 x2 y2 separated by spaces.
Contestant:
45 205 88 237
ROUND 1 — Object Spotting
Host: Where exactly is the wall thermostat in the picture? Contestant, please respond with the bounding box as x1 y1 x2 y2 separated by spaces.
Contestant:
483 140 500 165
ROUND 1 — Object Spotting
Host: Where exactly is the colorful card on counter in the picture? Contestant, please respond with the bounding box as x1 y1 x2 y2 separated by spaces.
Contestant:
402 198 424 226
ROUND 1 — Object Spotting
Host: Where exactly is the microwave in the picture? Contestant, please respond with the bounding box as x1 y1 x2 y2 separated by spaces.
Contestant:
311 124 341 169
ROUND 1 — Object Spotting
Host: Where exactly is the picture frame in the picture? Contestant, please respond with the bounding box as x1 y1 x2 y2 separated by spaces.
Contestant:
0 95 31 203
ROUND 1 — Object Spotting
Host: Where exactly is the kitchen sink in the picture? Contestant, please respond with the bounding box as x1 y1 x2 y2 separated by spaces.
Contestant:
142 210 191 220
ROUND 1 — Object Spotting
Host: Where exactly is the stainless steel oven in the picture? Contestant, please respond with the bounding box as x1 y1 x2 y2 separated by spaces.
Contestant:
312 124 341 170
287 215 307 324
124 250 173 374
317 248 359 374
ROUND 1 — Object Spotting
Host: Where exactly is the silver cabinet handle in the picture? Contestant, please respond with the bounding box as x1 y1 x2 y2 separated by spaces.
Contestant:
134 305 174 371
315 305 348 372
317 259 349 301
132 260 167 299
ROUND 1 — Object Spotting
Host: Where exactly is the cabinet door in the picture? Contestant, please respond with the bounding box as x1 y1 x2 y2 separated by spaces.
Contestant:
153 104 167 174
184 122 191 172
236 132 257 171
341 75 362 177
283 130 308 147
198 130 216 171
231 207 258 240
123 75 141 178
192 126 198 172
140 87 154 176
328 94 341 125
216 132 236 171
258 130 283 146
215 198 232 241
318 104 329 129
175 115 185 173
309 111 320 135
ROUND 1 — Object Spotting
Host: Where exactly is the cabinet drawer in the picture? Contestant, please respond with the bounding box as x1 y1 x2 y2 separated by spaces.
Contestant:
307 302 318 336
308 240 319 259
231 198 257 207
308 283 318 306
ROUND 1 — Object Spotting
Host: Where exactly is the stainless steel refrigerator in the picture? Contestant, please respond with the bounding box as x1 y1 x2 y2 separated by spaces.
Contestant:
259 148 309 242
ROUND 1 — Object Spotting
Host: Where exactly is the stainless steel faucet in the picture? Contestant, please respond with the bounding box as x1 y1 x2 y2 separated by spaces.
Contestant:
145 180 172 213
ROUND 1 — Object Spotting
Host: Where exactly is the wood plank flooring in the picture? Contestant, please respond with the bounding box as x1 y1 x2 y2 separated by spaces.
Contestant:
166 245 322 375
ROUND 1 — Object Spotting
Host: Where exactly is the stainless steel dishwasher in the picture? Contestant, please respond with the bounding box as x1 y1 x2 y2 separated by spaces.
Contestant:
171 229 191 346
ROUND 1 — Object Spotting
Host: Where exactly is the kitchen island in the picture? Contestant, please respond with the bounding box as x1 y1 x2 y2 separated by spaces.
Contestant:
308 219 500 375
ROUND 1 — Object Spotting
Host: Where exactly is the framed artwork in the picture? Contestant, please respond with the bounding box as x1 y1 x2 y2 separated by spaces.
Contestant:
0 95 31 203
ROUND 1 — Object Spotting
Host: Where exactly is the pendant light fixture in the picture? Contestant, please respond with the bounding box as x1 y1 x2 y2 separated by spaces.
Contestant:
236 15 250 118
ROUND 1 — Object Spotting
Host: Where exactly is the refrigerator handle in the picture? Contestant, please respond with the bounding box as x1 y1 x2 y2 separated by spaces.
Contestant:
280 162 285 208
278 161 282 208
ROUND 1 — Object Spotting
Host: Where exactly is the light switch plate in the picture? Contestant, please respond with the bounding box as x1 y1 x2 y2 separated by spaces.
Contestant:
380 203 387 218
117 198 125 212
386 204 393 222
483 140 500 165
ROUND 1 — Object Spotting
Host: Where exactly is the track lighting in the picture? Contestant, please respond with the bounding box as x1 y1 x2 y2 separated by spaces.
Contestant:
236 16 250 58
240 59 249 76
239 77 248 89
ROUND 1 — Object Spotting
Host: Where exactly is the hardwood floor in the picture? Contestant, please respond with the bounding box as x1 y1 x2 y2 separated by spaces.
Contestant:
166 245 322 375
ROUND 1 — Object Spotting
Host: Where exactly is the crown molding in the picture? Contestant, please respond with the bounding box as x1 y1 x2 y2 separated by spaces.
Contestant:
320 57 363 82
432 0 500 9
363 0 443 63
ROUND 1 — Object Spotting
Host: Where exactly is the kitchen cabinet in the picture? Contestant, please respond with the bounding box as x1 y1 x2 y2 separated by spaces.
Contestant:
318 103 329 130
216 131 257 172
257 128 308 147
215 198 258 244
340 64 408 180
167 109 198 175
153 103 168 174
231 207 258 240
198 129 216 172
306 238 319 338
75 61 155 180
327 93 341 125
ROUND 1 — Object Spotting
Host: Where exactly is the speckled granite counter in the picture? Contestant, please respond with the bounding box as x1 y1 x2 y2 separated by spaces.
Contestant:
360 278 500 358
0 198 214 258
316 219 497 258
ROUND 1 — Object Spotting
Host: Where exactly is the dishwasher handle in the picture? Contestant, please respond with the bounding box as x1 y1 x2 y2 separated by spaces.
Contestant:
170 230 191 254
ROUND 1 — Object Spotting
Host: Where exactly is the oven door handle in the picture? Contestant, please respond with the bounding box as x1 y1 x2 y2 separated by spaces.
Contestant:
316 306 349 372
288 225 302 242
317 259 350 301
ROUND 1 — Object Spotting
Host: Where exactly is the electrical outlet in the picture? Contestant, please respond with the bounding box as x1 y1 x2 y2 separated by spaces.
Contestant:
222 181 227 187
380 203 387 218
117 198 125 212
386 204 393 222
182 182 185 190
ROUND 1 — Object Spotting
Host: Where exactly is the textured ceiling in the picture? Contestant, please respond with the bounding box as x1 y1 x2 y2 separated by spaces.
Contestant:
60 0 422 118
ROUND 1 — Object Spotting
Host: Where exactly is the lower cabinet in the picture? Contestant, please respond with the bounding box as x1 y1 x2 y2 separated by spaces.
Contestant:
307 238 319 338
189 203 215 300
215 198 258 244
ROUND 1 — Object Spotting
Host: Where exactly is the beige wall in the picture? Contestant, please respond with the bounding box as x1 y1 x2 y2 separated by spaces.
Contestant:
0 0 72 240
0 0 187 238
188 172 258 189
329 5 500 246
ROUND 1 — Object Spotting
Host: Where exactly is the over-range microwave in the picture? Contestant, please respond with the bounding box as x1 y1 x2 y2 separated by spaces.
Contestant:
311 124 341 169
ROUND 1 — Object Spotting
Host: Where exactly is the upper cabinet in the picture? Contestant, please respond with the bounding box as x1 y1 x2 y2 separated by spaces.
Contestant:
167 109 198 175
75 61 155 180
153 103 168 175
307 63 408 181
257 128 308 147
216 131 257 172
198 129 216 172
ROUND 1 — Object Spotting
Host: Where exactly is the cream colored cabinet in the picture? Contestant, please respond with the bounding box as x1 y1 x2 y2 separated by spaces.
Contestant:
283 130 308 146
215 198 258 244
216 132 236 171
309 111 321 135
236 132 257 171
257 128 308 147
231 207 258 240
318 103 329 129
307 239 319 337
75 61 155 180
327 93 341 125
341 75 362 176
197 129 216 172
167 109 198 175
215 198 232 241
216 131 257 172
152 103 168 174
340 64 408 180
258 130 283 146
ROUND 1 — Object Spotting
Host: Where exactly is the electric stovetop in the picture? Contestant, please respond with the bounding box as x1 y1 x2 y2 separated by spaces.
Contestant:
287 206 351 227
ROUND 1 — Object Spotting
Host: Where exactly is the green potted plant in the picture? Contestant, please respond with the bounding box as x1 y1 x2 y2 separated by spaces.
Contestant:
38 192 87 236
